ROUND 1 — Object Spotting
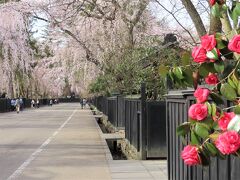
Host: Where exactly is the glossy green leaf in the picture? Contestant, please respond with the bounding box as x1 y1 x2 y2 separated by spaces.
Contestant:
191 130 200 145
205 142 218 156
214 61 224 73
211 3 220 17
199 148 210 166
209 132 220 141
232 3 240 27
199 63 216 77
183 68 193 86
237 82 240 96
205 102 212 116
213 121 220 131
235 2 240 14
176 122 191 136
202 117 214 127
220 83 237 101
211 103 217 117
210 92 224 105
232 74 239 88
228 77 237 89
234 105 240 115
173 67 184 80
195 123 209 139
232 10 239 27
216 39 226 49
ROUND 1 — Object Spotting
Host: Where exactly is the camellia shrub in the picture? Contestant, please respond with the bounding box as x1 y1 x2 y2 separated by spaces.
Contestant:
170 0 240 166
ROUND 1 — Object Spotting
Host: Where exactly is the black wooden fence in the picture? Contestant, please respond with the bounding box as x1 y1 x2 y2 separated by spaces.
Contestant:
147 101 166 158
124 98 141 151
0 99 11 113
91 94 166 159
166 90 240 180
58 98 81 103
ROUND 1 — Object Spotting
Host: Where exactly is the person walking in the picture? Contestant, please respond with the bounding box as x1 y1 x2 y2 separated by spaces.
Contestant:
80 98 83 109
19 98 23 110
36 99 40 108
82 98 87 109
11 99 15 111
31 99 35 108
15 98 20 114
49 99 53 106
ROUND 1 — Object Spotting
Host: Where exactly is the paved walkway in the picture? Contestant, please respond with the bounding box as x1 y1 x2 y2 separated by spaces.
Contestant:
0 103 167 180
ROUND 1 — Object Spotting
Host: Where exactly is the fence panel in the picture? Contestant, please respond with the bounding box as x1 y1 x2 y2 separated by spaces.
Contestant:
0 99 11 112
146 101 167 158
59 98 80 103
107 97 117 127
117 96 125 128
124 99 141 151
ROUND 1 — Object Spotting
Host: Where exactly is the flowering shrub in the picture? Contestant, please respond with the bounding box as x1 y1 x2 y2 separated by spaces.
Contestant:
167 1 240 166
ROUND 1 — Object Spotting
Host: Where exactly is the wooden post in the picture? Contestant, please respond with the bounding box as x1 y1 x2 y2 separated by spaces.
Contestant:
140 82 147 160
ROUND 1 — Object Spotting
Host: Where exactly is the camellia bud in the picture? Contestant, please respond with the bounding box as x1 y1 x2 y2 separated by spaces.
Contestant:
206 48 219 60
227 114 240 132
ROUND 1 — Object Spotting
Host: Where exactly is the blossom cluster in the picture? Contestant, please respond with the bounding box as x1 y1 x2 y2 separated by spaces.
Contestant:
180 33 240 166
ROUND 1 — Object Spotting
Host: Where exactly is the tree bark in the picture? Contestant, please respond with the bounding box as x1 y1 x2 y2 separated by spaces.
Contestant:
220 11 232 38
180 0 207 37
209 14 222 34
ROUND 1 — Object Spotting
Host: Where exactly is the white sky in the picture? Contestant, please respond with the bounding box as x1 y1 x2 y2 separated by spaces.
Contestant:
148 0 209 35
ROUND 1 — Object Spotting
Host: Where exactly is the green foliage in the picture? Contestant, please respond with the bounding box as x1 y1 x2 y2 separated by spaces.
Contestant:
220 83 237 100
89 74 111 96
176 122 191 136
89 35 186 98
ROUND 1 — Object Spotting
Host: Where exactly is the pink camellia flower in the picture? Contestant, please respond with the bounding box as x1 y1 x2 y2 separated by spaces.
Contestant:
194 88 210 103
215 131 240 155
228 35 240 54
210 0 216 6
192 46 208 63
188 104 208 121
201 34 217 51
218 112 235 131
205 73 219 85
181 145 200 166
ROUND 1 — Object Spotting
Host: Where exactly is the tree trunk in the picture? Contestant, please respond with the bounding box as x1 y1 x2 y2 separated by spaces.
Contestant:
180 0 207 37
209 14 222 34
8 72 15 98
220 11 233 38
126 26 134 49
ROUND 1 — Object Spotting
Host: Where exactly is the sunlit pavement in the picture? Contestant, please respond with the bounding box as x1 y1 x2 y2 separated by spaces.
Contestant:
0 103 167 180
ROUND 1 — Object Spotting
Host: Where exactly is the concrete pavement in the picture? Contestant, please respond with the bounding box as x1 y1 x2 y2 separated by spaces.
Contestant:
0 103 167 180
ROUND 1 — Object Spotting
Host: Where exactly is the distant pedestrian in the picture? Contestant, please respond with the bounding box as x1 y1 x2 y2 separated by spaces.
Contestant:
36 99 40 108
31 99 35 108
11 99 16 111
19 98 23 110
82 98 87 109
49 99 53 106
15 98 20 113
80 99 83 109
